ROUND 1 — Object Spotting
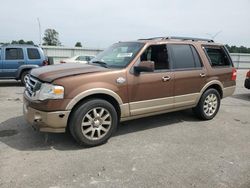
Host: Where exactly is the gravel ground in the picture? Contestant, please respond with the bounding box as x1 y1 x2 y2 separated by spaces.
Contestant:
0 70 249 188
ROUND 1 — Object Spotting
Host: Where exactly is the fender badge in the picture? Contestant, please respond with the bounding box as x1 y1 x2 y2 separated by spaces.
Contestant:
116 77 126 84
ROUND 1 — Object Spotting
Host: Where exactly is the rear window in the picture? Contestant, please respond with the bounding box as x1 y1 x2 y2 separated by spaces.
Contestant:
6 48 24 60
170 44 201 69
27 48 41 59
204 47 231 67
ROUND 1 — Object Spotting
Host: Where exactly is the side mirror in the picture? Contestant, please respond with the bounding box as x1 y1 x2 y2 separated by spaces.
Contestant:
134 61 155 73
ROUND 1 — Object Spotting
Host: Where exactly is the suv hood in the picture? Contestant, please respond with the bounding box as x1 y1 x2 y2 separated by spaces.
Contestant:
30 63 108 82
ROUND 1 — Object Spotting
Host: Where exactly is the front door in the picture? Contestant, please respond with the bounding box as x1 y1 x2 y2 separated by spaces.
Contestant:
2 47 25 78
168 44 207 108
127 44 174 116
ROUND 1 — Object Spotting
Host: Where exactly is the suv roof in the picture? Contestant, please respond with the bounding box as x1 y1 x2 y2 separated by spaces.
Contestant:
0 44 40 48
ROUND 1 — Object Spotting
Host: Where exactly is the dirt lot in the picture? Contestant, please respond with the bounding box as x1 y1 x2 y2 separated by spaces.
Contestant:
0 70 249 188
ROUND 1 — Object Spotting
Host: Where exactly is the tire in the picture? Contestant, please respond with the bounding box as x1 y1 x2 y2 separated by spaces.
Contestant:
193 88 221 120
20 70 30 85
69 99 118 147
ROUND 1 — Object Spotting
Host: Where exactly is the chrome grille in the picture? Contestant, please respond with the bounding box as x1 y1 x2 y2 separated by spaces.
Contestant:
25 76 42 97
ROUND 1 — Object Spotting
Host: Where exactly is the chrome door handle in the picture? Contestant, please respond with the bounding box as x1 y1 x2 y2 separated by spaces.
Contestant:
162 76 171 82
200 73 206 78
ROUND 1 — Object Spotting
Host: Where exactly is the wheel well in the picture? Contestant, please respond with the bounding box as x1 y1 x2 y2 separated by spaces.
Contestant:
205 84 223 98
67 94 121 129
19 69 31 79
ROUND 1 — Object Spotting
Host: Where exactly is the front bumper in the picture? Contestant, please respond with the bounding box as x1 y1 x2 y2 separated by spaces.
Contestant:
23 100 70 133
245 78 250 89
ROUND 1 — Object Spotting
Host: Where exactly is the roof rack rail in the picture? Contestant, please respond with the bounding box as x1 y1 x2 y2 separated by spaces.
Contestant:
138 37 165 40
166 36 214 42
138 36 214 42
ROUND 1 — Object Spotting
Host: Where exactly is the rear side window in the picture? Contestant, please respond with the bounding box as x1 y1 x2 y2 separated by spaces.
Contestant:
170 44 201 69
204 47 231 67
6 48 24 60
0 49 1 59
27 48 41 59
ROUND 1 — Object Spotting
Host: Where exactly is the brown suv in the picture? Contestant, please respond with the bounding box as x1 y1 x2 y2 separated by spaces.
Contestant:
23 36 236 146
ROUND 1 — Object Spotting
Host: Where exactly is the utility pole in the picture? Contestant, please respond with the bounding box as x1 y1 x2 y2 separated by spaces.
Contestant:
37 18 41 46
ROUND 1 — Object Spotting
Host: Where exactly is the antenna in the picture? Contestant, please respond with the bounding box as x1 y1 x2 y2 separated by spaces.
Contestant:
37 18 41 46
206 30 222 40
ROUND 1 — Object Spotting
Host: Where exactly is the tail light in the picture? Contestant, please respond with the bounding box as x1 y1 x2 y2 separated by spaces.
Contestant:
246 70 250 78
231 68 237 81
43 60 49 66
60 61 66 64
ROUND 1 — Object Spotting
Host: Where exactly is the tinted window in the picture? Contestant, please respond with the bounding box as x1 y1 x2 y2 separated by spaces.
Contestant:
141 45 169 70
27 48 40 59
0 49 1 60
205 47 231 67
6 48 24 60
170 44 196 69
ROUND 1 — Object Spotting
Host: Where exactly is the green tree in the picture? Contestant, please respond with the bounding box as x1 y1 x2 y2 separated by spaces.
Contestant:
226 44 250 53
18 39 25 44
75 42 82 47
10 40 34 45
11 40 18 44
43 28 61 46
26 41 34 45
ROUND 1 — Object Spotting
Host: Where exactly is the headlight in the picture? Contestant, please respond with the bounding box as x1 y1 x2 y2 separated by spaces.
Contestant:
37 83 64 100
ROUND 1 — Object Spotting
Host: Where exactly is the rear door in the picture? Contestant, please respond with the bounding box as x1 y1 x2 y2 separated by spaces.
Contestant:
203 45 234 88
168 44 207 108
2 47 25 78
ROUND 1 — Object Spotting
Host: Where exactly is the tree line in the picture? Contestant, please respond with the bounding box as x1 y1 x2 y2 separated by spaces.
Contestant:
225 45 250 53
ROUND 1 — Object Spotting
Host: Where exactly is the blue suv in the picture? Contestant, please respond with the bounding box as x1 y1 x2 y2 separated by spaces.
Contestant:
0 44 47 84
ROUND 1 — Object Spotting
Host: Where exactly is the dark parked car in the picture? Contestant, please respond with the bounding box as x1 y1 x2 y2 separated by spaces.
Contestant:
245 70 250 89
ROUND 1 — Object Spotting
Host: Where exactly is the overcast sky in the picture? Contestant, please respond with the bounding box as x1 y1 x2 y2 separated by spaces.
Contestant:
0 0 249 48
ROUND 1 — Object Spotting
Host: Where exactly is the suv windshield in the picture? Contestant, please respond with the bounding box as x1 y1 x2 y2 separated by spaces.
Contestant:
90 42 144 68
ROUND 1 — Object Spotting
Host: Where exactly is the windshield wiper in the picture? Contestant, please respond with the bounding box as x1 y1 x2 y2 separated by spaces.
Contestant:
90 61 109 68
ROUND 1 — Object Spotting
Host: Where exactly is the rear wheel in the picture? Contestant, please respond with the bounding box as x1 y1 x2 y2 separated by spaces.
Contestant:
69 99 118 146
193 88 221 120
20 70 30 85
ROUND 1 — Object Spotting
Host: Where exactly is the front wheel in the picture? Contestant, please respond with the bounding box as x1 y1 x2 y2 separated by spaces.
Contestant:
69 99 118 146
193 88 221 120
20 70 30 85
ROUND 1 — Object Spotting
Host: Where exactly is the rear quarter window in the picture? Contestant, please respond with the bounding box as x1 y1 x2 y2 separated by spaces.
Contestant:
27 48 41 59
204 46 232 67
